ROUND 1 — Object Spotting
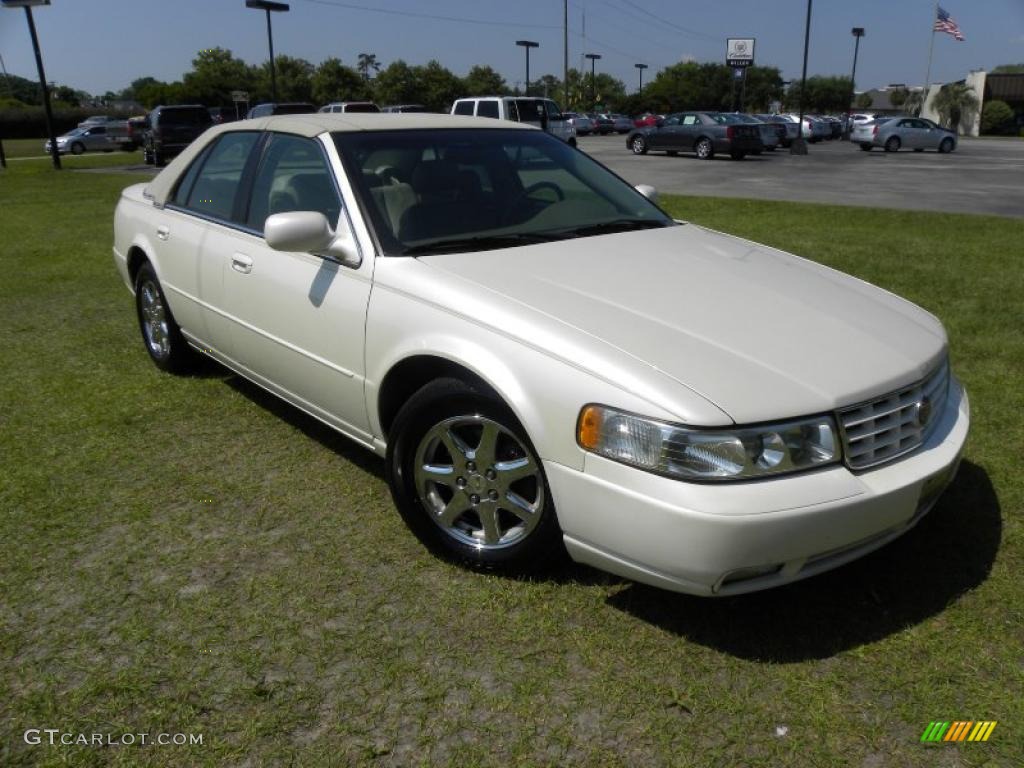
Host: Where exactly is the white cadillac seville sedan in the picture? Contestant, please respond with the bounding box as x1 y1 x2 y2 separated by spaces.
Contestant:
113 114 969 596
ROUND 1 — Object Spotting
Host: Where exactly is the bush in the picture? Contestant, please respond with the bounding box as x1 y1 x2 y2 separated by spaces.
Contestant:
0 106 138 139
980 100 1015 135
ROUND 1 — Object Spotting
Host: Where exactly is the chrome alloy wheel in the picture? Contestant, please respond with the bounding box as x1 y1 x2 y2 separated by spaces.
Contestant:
139 279 171 358
413 415 544 549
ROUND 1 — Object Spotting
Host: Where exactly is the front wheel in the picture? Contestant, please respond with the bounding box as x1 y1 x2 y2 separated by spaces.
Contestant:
70 142 85 155
134 262 194 373
860 143 873 151
695 138 714 160
386 378 563 571
939 137 955 154
630 135 648 155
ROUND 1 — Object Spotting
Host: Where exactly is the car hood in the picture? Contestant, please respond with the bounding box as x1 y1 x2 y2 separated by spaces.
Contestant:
419 224 947 424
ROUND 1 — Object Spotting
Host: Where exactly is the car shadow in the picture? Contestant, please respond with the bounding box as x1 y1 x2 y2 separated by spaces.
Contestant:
223 374 386 479
604 460 1000 662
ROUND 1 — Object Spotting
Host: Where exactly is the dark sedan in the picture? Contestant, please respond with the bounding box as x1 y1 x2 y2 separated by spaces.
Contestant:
626 111 763 160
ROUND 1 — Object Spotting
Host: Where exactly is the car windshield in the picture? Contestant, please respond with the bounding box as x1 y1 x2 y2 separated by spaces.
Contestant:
334 128 674 256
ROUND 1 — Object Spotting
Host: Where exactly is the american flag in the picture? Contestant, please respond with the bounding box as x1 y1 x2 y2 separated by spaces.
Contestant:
934 6 965 41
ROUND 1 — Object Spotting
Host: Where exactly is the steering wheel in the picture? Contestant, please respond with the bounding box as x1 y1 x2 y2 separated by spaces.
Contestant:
502 181 565 224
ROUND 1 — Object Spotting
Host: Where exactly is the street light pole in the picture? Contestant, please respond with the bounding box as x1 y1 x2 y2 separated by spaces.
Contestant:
844 27 865 139
585 53 601 109
635 63 648 94
2 1 59 169
790 0 813 155
515 40 539 96
245 1 289 103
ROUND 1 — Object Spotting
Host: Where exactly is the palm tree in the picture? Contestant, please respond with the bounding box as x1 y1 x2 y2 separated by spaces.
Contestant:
932 82 979 132
902 89 925 117
357 53 381 82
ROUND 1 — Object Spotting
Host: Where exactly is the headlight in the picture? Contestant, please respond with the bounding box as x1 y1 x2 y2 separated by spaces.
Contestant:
577 405 840 481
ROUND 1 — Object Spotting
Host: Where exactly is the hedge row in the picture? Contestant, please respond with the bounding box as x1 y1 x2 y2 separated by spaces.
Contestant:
0 107 140 139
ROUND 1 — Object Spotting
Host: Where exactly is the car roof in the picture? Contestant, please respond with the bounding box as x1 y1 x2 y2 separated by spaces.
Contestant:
144 113 534 206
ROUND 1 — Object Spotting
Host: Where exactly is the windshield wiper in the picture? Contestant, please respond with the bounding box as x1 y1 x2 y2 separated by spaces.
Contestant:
551 219 670 239
401 232 563 255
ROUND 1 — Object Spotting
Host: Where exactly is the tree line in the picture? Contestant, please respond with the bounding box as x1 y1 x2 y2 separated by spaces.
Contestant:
4 48 1018 120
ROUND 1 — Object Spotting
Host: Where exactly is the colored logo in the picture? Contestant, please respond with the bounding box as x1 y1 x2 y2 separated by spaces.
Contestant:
920 721 997 743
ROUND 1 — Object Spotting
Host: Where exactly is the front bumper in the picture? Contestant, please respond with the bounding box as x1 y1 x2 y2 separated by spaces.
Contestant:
550 378 969 596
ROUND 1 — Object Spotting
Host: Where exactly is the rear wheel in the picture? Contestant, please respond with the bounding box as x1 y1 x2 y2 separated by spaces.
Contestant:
939 137 955 154
134 262 194 373
730 150 746 161
70 142 85 155
386 378 563 571
860 143 873 151
884 136 901 152
630 135 648 155
695 138 714 160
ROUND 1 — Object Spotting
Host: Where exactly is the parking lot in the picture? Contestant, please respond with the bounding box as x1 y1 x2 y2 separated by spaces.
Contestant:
581 134 1024 219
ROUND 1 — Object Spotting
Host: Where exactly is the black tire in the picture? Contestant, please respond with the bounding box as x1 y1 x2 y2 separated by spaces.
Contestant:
730 151 746 161
939 138 955 154
153 150 165 167
386 378 564 572
860 143 873 151
70 142 85 155
134 262 194 373
884 136 901 152
666 150 678 156
695 137 714 160
629 135 647 155
914 148 925 152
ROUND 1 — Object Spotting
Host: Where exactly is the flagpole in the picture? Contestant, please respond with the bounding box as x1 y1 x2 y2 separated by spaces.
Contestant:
923 0 939 115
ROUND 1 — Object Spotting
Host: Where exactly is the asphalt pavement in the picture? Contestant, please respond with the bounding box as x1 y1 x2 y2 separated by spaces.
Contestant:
579 134 1024 219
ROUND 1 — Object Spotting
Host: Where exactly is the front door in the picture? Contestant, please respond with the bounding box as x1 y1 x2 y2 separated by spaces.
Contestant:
217 133 373 438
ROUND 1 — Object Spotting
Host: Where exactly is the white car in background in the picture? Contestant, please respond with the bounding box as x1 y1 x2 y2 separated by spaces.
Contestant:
451 96 576 146
113 114 968 596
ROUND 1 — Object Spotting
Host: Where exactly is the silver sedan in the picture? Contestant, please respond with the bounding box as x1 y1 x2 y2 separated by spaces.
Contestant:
853 117 958 153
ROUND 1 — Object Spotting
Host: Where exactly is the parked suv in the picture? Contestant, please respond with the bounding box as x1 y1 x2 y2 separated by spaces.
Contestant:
450 96 577 146
246 102 317 118
143 105 213 167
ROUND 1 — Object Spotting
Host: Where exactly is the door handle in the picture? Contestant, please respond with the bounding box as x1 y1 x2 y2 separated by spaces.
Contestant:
231 253 253 274
156 225 169 241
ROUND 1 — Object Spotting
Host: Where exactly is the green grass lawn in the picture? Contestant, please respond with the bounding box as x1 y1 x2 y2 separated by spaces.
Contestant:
1 157 1021 767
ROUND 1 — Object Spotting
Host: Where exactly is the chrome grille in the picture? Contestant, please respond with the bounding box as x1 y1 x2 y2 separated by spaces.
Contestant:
838 361 949 470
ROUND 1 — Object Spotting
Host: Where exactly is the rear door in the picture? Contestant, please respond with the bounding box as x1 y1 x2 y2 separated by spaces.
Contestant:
166 130 263 352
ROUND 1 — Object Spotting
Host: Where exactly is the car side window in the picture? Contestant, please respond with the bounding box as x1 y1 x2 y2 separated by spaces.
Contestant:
682 115 699 126
246 133 341 233
477 101 499 119
453 101 475 116
178 132 259 221
171 144 214 207
664 116 680 126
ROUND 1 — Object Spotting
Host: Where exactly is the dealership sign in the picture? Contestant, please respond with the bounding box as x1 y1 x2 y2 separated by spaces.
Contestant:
726 38 755 67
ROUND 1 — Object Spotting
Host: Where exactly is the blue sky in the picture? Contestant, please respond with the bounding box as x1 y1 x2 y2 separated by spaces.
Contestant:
1 0 1022 96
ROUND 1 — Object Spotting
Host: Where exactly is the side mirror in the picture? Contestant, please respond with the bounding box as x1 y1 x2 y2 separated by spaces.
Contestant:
635 184 659 203
265 211 360 265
